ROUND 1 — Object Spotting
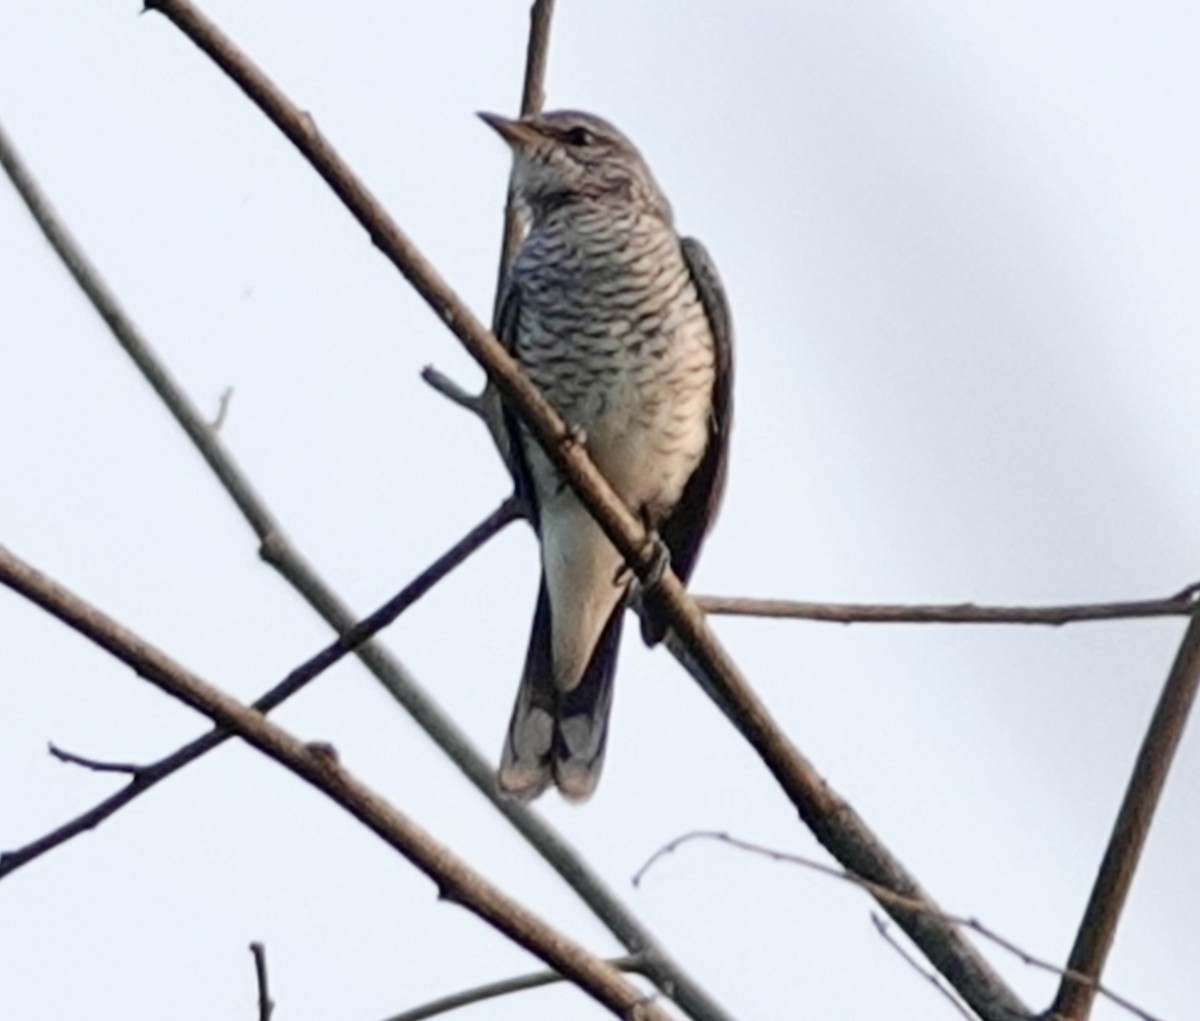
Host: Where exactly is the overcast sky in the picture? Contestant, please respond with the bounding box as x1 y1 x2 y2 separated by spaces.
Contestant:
1 3 1197 1020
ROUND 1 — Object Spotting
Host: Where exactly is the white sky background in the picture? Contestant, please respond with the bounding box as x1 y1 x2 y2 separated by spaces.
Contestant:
1 1 1197 1019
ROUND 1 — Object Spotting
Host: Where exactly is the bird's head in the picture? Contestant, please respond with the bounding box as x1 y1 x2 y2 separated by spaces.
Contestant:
479 109 672 223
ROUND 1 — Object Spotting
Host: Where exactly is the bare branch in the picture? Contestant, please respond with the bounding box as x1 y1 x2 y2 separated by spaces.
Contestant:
518 1 555 132
495 0 554 293
210 386 233 432
421 365 486 416
2 22 732 1021
379 954 646 1021
872 914 974 1021
48 742 142 775
250 942 274 1021
133 5 1030 1018
695 588 1200 626
1051 614 1200 1020
0 84 733 1021
0 499 519 882
636 831 1167 1021
426 0 558 473
421 364 512 476
0 547 675 1021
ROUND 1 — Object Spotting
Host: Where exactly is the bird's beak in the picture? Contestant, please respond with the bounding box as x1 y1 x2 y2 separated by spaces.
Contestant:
478 111 541 148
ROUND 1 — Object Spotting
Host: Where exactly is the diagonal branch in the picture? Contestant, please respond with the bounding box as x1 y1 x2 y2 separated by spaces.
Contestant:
0 547 674 1021
1 18 732 1021
137 3 1030 1017
0 498 518 881
872 914 975 1021
1050 614 1200 1020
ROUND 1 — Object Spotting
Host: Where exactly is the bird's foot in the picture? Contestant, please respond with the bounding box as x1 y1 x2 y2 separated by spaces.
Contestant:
561 421 588 448
611 532 670 590
641 531 671 589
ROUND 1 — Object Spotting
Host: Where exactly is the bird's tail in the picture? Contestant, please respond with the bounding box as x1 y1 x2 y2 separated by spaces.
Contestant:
498 580 624 802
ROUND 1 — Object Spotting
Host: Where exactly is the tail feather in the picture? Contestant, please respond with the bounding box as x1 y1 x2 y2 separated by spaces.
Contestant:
497 584 557 801
553 603 623 800
498 581 625 803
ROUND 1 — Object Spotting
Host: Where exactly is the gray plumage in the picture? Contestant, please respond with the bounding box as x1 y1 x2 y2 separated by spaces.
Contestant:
481 110 734 802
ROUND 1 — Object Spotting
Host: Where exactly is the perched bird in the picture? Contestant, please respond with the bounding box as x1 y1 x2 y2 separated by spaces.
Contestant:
481 109 733 802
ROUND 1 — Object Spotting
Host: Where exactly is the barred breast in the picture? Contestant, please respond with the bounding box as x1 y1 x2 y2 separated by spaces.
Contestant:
512 203 717 523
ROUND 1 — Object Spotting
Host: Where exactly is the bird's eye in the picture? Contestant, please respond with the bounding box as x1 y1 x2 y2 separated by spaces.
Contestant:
563 126 595 147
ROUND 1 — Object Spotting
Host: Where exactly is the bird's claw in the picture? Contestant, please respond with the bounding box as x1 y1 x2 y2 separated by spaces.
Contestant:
641 531 671 589
561 421 588 448
611 533 670 591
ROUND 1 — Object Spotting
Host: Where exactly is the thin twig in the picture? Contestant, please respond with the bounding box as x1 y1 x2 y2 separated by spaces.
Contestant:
495 0 554 299
871 914 974 1021
250 942 274 1021
0 115 273 537
695 589 1200 626
420 363 511 472
211 386 233 432
1 27 732 1021
135 5 1029 1018
635 831 1166 1021
48 743 142 775
518 2 555 131
420 365 484 416
0 548 673 1021
379 954 645 1021
1051 614 1200 1020
0 499 519 881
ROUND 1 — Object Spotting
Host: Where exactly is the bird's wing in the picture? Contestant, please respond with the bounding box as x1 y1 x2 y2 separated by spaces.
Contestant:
657 235 735 587
495 276 542 531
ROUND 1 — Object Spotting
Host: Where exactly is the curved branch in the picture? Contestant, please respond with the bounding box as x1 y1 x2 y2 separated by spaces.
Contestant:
0 548 672 1021
379 954 645 1021
137 3 1030 1017
48 743 142 775
637 831 1164 1021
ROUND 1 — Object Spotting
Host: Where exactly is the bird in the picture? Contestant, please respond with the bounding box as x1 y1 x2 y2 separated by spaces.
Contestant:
480 109 733 802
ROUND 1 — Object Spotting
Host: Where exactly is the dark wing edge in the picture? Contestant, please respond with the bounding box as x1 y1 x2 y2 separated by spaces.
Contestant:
646 235 734 642
494 278 542 531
